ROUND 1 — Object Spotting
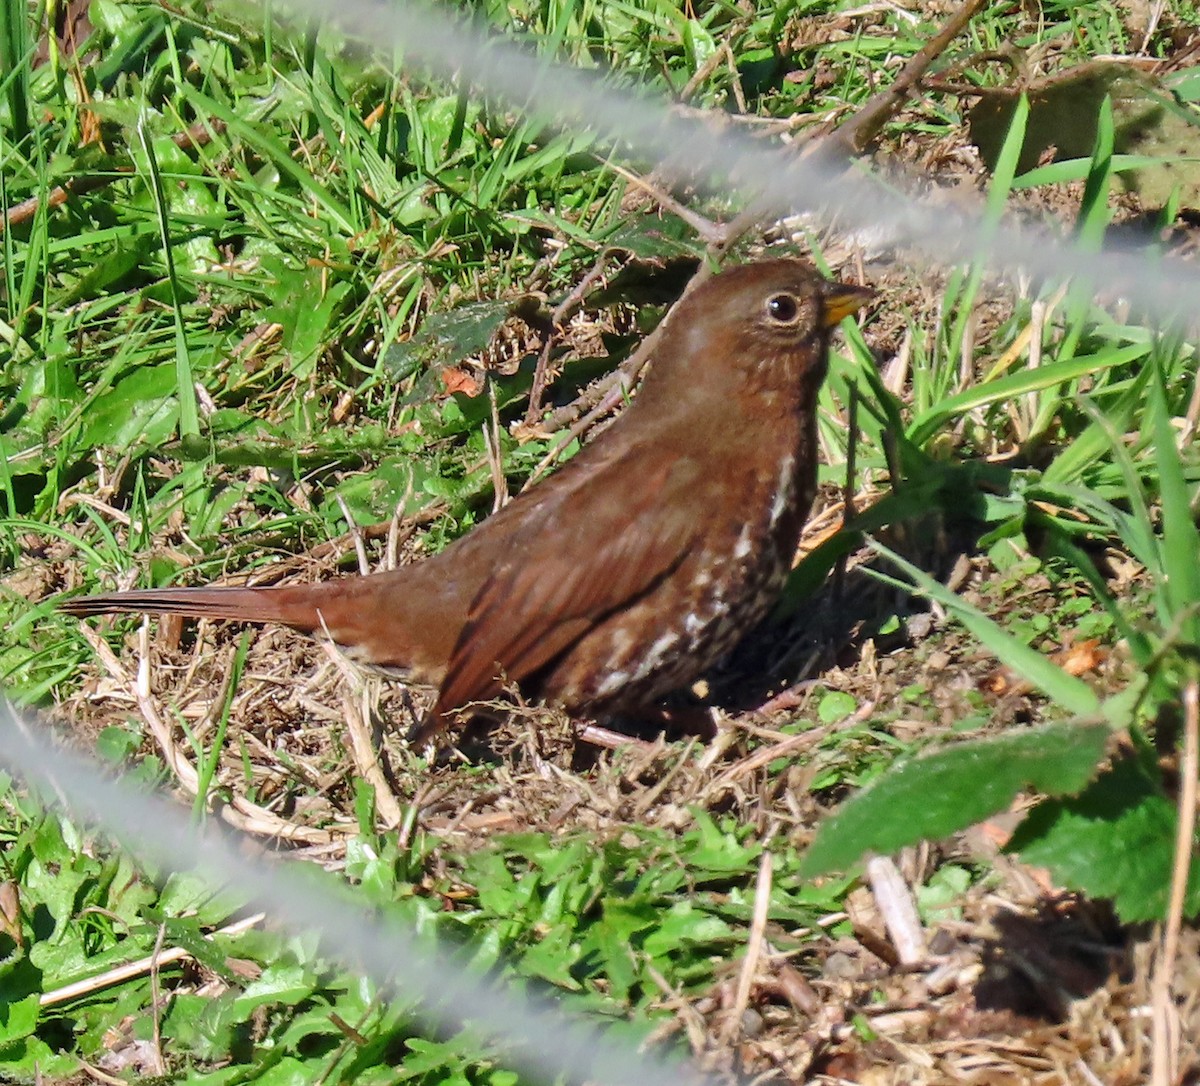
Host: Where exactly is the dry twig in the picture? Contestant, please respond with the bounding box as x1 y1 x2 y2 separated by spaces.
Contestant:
722 850 773 1042
40 913 265 1007
1150 678 1197 1086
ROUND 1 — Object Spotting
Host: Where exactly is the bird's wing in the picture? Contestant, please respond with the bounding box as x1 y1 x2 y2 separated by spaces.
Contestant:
424 449 702 730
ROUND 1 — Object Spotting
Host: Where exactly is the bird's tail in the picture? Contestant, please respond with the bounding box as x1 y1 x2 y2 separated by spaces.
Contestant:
58 583 326 632
60 567 452 679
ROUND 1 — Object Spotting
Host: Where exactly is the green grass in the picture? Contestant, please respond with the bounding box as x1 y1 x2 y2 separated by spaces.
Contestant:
4 0 1200 1080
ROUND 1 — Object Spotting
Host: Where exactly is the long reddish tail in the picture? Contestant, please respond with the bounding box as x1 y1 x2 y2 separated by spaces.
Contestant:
60 567 461 685
58 584 325 631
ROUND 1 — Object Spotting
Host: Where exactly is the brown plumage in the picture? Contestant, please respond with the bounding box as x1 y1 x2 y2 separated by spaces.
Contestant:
60 260 873 741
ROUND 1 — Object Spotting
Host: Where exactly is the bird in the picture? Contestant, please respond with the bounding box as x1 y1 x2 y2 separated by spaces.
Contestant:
60 259 874 743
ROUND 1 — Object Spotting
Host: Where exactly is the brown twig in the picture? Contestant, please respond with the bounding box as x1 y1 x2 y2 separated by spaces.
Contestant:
148 922 168 1076
678 37 733 102
484 378 510 511
721 850 773 1043
333 675 404 830
577 722 655 751
525 253 615 425
866 855 928 966
602 160 728 242
2 119 227 232
711 724 825 788
334 494 371 576
524 370 637 487
39 913 265 1007
825 0 990 157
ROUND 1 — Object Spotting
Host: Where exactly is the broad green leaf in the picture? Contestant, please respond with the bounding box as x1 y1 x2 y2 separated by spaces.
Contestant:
817 690 856 724
230 962 318 1016
799 722 1110 878
382 299 517 381
642 902 733 959
517 925 582 988
0 993 38 1046
79 363 179 449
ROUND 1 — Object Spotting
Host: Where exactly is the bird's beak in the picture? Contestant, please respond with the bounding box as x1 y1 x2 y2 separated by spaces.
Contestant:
821 282 876 328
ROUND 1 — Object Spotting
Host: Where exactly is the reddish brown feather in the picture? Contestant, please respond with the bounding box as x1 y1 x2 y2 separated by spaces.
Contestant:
59 585 322 624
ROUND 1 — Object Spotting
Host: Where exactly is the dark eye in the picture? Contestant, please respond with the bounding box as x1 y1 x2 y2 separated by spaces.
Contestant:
766 292 800 324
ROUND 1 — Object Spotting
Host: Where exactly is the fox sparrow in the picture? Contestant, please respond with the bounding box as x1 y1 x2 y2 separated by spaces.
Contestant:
61 260 873 742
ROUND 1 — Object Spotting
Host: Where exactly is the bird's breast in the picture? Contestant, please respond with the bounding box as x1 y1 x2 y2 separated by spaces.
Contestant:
541 443 814 716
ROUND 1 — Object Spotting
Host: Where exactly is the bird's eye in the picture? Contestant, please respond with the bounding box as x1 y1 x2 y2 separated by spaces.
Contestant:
765 292 800 325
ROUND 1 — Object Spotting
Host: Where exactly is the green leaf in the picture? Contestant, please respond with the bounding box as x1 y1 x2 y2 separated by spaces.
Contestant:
817 690 857 724
136 117 200 440
1077 94 1115 249
0 993 38 1048
517 925 583 988
79 363 179 448
917 864 972 923
230 962 318 1016
95 725 143 763
684 810 758 872
602 215 704 262
400 1037 473 1080
1150 360 1200 645
1015 152 1200 187
1041 359 1152 487
258 261 352 375
642 901 733 959
799 722 1110 878
585 899 658 1003
243 1056 316 1086
382 299 515 382
1009 757 1200 922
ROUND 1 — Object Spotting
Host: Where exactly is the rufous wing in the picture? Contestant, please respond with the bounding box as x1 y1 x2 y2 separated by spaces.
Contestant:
412 452 701 742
